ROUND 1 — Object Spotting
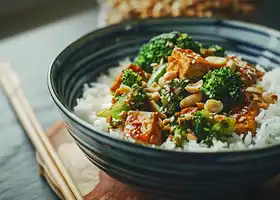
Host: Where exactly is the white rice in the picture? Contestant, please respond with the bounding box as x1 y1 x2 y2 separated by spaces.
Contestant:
74 59 280 152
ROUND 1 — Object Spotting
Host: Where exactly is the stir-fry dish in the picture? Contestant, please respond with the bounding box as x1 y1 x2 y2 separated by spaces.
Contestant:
75 31 280 151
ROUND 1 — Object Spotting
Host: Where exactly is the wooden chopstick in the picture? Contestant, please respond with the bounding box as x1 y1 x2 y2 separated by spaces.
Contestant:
0 63 83 200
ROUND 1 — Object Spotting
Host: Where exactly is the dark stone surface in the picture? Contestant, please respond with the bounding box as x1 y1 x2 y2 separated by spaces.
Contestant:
0 2 98 199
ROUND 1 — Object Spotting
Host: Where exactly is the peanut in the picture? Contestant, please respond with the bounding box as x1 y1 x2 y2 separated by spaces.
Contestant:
180 92 202 108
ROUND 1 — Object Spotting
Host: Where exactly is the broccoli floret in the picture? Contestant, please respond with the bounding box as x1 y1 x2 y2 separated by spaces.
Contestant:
97 96 130 120
160 94 176 117
193 110 235 145
173 117 194 147
130 84 148 110
97 84 147 119
169 113 198 147
202 66 245 108
208 45 225 57
134 31 202 73
200 45 225 57
160 79 189 116
122 69 142 87
173 125 187 147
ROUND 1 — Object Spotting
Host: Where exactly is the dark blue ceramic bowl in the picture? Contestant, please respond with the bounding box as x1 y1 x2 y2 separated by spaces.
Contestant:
48 18 280 200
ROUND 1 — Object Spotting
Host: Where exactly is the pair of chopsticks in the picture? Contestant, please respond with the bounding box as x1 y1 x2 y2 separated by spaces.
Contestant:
0 63 83 200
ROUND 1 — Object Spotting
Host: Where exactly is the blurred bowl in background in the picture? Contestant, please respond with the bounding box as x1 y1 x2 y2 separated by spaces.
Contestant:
99 0 258 25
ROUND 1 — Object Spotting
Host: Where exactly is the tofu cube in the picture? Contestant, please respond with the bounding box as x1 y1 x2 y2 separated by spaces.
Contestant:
124 111 162 145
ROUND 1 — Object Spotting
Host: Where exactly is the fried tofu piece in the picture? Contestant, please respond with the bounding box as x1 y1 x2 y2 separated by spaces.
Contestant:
110 64 146 92
234 103 260 135
227 56 264 87
167 48 224 79
124 111 162 145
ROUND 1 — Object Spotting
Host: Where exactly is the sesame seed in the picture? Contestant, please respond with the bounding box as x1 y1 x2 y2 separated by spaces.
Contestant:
191 59 196 64
239 116 246 122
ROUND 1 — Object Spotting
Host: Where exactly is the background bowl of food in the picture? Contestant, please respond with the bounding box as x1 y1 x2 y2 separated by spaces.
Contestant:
48 17 280 200
98 0 258 26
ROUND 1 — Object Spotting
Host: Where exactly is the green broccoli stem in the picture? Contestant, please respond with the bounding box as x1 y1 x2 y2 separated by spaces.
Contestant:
97 96 130 120
147 64 167 87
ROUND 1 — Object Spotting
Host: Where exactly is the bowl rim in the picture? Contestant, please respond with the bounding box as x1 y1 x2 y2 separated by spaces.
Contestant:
48 17 280 156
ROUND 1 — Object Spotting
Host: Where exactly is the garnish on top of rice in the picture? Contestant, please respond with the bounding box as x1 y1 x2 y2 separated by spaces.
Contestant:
74 31 280 151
